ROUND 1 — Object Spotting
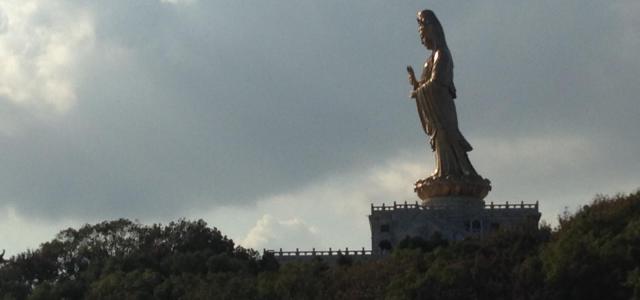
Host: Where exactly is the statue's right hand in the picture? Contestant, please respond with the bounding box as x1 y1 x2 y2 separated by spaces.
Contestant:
407 65 418 88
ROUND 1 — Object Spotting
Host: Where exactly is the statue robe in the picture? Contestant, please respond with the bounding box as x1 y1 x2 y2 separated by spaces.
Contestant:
414 48 478 178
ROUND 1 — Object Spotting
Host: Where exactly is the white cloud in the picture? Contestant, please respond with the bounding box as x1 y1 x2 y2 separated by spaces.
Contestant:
240 214 320 251
227 152 424 251
0 0 94 115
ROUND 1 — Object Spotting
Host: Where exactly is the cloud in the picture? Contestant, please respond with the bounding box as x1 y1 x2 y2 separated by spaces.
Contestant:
240 215 320 251
0 0 637 239
0 1 94 115
230 152 423 251
3 129 635 255
0 1 421 221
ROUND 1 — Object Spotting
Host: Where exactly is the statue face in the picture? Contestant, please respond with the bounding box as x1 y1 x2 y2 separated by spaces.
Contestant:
417 13 435 50
418 22 434 50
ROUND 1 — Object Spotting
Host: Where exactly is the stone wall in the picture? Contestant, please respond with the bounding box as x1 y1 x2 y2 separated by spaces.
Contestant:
369 201 540 255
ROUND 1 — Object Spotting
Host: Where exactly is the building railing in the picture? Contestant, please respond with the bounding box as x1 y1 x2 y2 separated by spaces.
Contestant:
371 201 539 213
265 247 372 257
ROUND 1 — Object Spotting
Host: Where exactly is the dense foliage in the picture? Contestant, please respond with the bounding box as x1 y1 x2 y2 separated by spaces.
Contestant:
0 219 265 299
1 190 639 299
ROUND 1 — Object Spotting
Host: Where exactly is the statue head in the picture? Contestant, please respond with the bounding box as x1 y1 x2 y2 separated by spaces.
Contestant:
417 10 448 50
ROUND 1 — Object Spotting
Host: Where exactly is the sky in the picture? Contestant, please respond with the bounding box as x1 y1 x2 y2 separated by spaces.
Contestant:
1 0 639 256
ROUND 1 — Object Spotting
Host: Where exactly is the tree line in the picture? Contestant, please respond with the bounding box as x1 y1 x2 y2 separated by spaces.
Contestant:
1 190 639 299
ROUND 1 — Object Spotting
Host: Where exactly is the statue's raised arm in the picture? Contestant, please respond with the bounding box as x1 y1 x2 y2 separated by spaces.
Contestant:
409 10 491 204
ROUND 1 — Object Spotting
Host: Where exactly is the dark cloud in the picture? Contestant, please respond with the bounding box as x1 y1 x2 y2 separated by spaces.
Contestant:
0 0 638 221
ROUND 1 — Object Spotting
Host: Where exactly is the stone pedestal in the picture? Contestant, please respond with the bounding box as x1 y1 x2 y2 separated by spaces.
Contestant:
414 175 491 205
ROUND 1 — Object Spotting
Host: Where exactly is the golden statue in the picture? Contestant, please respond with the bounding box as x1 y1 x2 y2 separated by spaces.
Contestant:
407 10 491 203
